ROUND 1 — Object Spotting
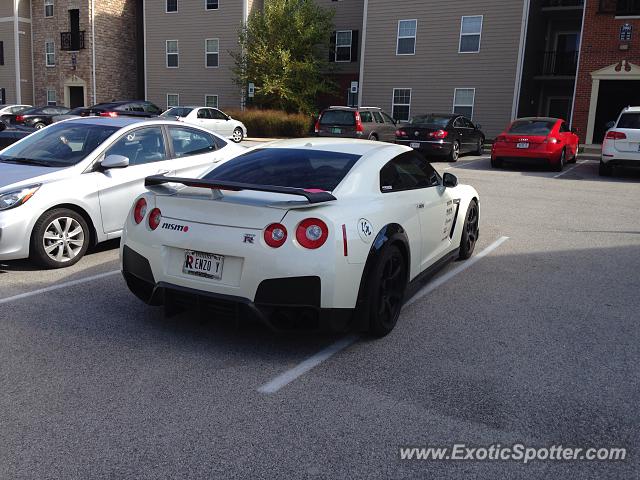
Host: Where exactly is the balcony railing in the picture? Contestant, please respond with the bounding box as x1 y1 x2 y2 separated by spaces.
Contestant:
599 0 640 15
540 50 579 76
542 0 584 7
60 31 85 51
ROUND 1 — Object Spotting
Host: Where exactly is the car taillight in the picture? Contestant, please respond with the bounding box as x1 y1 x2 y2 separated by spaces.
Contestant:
15 115 24 122
296 218 328 249
355 113 364 133
429 129 448 139
314 115 321 133
264 223 288 248
133 198 147 224
605 130 627 140
100 111 118 118
148 208 162 230
395 129 408 137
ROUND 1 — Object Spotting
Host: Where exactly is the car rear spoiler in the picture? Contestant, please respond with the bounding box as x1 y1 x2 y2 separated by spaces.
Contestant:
144 175 337 204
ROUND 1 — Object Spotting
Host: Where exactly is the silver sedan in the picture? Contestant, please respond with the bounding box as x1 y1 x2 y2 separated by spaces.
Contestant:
0 117 243 268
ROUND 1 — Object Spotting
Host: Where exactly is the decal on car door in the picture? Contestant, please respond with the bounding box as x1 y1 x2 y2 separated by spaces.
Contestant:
442 199 460 241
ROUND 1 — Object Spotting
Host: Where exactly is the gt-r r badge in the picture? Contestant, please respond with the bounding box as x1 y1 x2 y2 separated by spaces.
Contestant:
358 218 374 242
243 234 256 244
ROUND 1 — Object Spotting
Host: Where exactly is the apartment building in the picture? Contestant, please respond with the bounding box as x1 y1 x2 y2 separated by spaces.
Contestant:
31 0 138 108
0 0 33 105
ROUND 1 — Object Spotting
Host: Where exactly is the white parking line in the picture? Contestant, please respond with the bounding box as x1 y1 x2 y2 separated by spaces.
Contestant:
0 270 120 305
258 236 510 394
553 160 587 179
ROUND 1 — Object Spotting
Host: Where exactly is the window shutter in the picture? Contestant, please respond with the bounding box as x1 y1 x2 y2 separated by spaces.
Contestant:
329 31 336 62
0 41 4 66
351 30 359 62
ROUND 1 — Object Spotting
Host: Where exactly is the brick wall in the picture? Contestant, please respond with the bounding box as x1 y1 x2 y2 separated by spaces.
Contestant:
573 1 640 141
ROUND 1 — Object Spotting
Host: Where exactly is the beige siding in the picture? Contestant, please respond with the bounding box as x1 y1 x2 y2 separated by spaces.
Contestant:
361 0 525 137
0 2 33 104
0 25 17 102
0 2 14 17
18 21 33 104
317 0 364 75
145 0 245 110
18 0 31 19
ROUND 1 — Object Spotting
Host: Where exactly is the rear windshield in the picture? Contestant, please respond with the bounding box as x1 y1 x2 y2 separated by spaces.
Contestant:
616 113 640 129
203 148 361 192
508 120 555 135
409 115 450 128
162 107 193 117
319 110 355 126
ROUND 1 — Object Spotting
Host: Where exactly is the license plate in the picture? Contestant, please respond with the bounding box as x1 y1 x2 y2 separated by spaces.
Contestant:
516 142 529 149
183 250 224 280
331 127 342 134
410 142 421 149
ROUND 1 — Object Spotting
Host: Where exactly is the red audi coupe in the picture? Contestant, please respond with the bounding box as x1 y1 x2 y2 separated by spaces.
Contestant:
491 117 579 171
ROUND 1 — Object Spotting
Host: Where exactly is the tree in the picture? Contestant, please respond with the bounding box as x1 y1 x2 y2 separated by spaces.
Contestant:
233 0 336 114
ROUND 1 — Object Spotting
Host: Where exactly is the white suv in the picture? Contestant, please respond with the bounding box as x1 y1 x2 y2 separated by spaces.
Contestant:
601 106 640 176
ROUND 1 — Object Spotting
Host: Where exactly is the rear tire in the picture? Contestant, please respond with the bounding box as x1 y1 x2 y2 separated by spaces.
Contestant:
599 160 613 177
458 200 479 260
34 122 46 130
553 149 566 172
448 141 460 162
491 157 502 168
231 127 244 143
360 245 408 338
30 208 90 268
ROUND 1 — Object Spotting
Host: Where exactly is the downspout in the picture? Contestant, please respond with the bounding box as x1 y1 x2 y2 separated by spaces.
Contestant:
91 0 97 103
570 0 587 130
357 0 369 108
13 0 22 103
30 0 34 103
143 0 148 99
511 0 530 120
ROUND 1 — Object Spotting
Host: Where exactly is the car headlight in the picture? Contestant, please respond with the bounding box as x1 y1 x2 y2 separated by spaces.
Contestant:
0 184 41 211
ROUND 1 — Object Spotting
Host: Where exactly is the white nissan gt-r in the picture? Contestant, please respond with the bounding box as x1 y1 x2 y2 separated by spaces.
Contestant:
120 139 480 337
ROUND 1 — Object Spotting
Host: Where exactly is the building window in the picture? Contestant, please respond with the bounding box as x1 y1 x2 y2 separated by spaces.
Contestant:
453 88 475 119
396 20 417 55
45 0 54 17
167 93 179 108
0 42 4 65
392 88 411 121
206 0 219 9
205 95 218 108
459 16 483 53
45 41 55 66
47 88 57 106
334 30 353 62
205 38 219 67
166 0 178 13
166 40 178 68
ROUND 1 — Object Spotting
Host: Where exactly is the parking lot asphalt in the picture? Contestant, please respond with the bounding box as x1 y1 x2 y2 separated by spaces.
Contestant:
1 147 639 479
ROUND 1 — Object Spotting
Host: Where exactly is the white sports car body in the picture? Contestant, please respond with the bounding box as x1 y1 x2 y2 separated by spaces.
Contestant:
121 139 480 336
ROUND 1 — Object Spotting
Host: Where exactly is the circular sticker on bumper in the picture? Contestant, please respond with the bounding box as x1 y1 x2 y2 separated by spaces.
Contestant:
358 218 374 242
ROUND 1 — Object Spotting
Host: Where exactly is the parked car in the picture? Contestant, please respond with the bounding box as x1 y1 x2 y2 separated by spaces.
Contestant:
6 106 71 129
0 104 31 126
121 139 480 337
161 106 247 143
315 106 397 142
600 106 640 176
85 101 163 118
491 117 579 171
0 117 243 268
0 125 36 149
52 106 90 123
395 114 485 162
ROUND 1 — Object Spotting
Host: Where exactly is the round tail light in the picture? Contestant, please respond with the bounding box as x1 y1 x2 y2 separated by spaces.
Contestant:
296 218 329 249
133 198 147 224
264 223 288 248
148 208 162 230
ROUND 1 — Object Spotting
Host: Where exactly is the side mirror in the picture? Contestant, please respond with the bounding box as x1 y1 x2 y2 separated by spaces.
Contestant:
443 172 458 188
605 121 616 130
101 154 129 169
476 124 482 130
571 127 578 134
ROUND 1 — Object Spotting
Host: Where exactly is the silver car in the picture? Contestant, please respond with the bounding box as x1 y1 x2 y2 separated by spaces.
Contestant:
0 117 243 268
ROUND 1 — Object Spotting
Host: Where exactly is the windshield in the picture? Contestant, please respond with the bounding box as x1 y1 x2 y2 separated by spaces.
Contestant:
17 107 42 115
0 122 119 167
409 115 450 128
162 107 193 117
617 113 640 129
203 148 361 191
508 120 556 135
319 110 356 126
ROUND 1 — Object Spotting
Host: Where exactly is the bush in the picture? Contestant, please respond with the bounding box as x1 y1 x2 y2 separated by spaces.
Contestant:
226 109 313 138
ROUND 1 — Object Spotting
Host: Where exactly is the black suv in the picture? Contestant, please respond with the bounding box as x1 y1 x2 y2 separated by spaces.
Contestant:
315 106 398 142
85 101 162 118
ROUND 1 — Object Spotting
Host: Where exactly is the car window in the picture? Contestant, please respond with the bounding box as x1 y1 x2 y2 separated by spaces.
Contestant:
210 109 227 120
453 117 465 128
0 122 119 167
145 103 162 115
162 107 193 118
41 108 58 115
319 110 355 126
380 152 440 193
617 113 640 129
197 109 211 119
105 126 166 166
508 120 556 135
204 148 361 191
168 126 217 157
360 111 373 123
559 122 569 133
466 118 476 129
382 112 396 125
372 111 384 124
409 115 450 128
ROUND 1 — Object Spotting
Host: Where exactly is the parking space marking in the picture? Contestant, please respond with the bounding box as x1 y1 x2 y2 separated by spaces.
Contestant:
258 335 359 394
258 236 509 394
0 270 120 305
553 160 588 179
404 236 510 308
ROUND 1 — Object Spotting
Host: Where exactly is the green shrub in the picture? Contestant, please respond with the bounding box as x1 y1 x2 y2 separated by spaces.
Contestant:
227 109 313 138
